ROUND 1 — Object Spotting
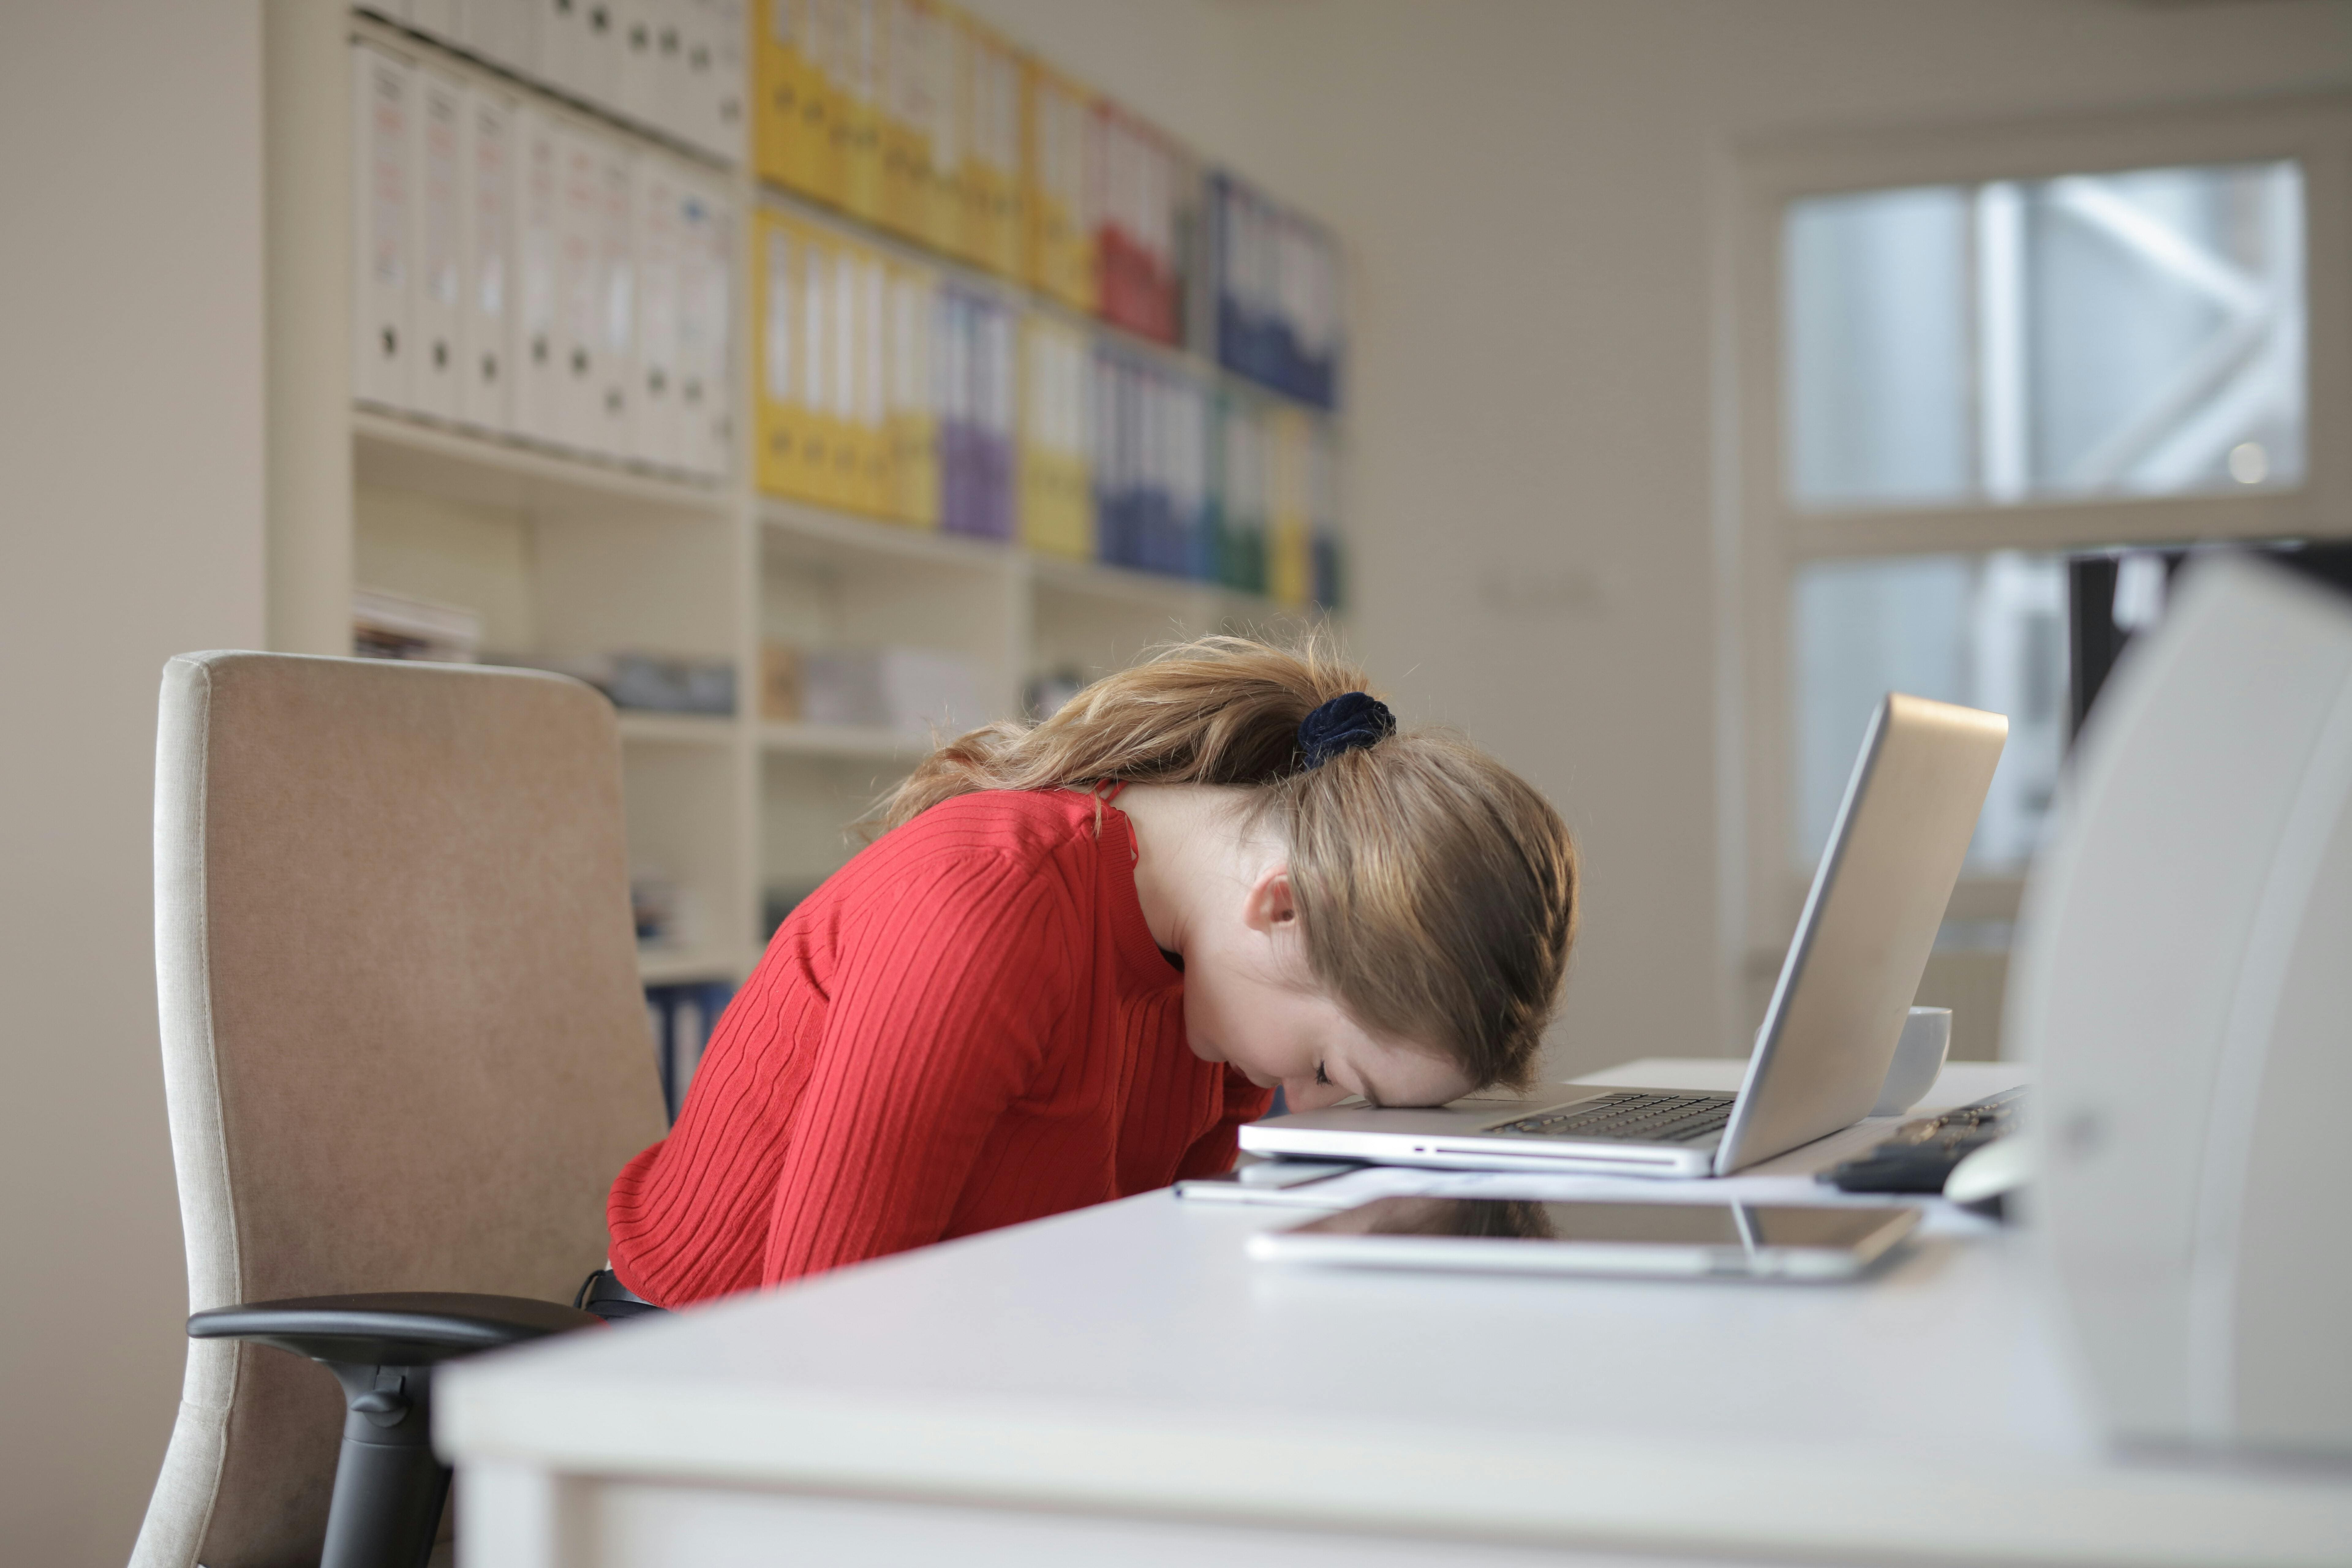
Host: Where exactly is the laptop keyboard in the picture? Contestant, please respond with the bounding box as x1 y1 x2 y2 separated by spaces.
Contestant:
1489 1091 1736 1145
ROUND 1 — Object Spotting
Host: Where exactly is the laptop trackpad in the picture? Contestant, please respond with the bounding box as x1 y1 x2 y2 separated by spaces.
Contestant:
1461 1083 1614 1127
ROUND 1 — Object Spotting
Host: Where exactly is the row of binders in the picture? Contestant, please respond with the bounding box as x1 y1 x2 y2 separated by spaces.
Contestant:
359 0 746 166
365 2 1346 410
352 36 736 479
1209 173 1343 412
749 0 1335 408
1082 360 1341 607
753 207 1340 606
1092 375 1340 608
349 17 1344 601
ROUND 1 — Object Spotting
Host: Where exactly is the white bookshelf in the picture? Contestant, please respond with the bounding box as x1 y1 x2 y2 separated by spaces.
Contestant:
616 712 738 748
759 721 929 762
303 9 1330 996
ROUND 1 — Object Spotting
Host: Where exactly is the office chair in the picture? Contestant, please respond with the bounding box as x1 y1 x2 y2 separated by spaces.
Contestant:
130 653 671 1568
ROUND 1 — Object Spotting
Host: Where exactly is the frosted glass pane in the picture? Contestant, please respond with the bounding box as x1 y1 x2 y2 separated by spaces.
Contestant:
1793 553 2067 872
1785 188 1972 507
1783 161 2304 509
2023 163 2304 497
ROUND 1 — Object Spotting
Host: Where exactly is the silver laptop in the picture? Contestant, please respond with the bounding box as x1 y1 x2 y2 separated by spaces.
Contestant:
1239 693 2008 1178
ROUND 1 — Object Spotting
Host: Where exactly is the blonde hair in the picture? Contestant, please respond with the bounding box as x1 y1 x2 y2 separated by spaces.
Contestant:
878 635 1579 1091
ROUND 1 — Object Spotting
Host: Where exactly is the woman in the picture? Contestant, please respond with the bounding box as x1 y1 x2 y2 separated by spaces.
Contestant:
604 636 1578 1303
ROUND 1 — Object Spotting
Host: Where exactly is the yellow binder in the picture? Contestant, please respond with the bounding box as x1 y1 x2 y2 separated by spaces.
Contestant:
1018 313 1091 559
886 258 940 527
955 13 1022 277
850 241 891 514
809 228 858 507
1022 57 1094 313
1266 405 1313 608
751 0 800 194
837 0 883 223
799 0 847 207
925 3 967 255
874 0 922 241
752 208 810 502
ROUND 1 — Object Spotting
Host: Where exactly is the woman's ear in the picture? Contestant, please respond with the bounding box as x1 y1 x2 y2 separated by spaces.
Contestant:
1242 864 1298 934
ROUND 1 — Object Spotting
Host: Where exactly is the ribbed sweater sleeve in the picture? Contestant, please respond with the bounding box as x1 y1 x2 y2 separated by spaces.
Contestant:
1174 1066 1272 1181
759 850 1073 1281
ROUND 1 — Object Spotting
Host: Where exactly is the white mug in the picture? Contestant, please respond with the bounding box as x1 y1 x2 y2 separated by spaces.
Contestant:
1872 1006 1953 1118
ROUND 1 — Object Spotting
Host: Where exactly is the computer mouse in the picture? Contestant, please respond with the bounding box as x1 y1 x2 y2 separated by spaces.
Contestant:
1944 1135 2030 1221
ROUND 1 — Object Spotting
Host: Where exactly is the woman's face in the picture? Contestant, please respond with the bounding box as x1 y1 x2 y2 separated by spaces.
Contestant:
1180 865 1477 1112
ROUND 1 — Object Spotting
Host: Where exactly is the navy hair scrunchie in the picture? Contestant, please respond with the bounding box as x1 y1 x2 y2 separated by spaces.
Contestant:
1297 692 1396 770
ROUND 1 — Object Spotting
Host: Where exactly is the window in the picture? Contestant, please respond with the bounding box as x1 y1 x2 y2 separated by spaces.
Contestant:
1728 100 2351 1057
1792 552 2067 873
1786 161 2305 511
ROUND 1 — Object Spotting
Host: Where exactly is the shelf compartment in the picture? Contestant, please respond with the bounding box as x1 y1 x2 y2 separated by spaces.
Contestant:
617 712 739 748
637 945 752 985
760 722 932 762
751 185 1346 425
354 408 730 522
759 746 907 945
1026 553 1259 615
759 497 1018 575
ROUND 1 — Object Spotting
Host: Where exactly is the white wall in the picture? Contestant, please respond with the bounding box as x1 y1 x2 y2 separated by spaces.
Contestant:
0 4 267 1561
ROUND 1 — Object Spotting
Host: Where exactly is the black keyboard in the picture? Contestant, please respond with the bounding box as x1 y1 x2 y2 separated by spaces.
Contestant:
1822 1089 2025 1193
1489 1091 1737 1145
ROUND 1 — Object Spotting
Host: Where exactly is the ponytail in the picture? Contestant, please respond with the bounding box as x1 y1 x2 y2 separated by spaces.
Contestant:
875 635 1578 1091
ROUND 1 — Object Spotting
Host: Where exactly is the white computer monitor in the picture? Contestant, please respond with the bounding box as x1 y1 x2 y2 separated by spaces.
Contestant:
2009 555 2352 1460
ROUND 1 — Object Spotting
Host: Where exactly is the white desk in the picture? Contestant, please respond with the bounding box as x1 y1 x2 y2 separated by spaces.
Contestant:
439 1061 2352 1566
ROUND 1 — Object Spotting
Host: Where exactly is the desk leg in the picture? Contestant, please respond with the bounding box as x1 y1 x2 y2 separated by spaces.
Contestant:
456 1461 591 1568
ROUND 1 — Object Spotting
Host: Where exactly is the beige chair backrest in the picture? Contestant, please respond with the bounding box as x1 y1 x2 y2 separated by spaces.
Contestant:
132 653 670 1568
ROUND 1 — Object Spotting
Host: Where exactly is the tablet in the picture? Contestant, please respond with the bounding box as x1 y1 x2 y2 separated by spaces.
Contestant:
1246 1198 1920 1281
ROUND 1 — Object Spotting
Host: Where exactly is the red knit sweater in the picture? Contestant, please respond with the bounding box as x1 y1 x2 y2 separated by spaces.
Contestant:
606 788 1269 1303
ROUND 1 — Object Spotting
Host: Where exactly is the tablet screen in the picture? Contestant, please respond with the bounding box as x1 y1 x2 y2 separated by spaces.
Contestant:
1291 1198 1910 1252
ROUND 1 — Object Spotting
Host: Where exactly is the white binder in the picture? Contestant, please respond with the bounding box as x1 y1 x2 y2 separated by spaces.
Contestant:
675 0 718 156
654 0 696 147
677 172 734 479
650 0 693 146
700 175 738 480
460 0 537 76
631 154 684 469
554 121 605 451
409 0 458 43
576 0 625 112
617 0 667 132
593 138 639 458
692 0 747 164
536 0 587 103
351 41 413 412
458 83 516 435
511 101 566 447
409 66 467 421
858 249 887 492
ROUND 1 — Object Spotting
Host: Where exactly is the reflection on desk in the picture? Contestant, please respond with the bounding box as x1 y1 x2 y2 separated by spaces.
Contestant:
440 1060 2352 1567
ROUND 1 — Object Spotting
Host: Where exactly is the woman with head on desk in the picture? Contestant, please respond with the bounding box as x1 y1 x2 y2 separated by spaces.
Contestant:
602 636 1579 1303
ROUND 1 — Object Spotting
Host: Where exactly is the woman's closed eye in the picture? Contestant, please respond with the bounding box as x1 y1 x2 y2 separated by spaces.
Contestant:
1313 1061 1330 1087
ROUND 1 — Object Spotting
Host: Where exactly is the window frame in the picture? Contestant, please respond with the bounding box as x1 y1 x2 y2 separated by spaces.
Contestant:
1718 95 2352 1022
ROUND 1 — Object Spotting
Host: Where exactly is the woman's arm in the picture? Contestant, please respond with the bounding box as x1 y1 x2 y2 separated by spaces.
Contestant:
760 855 1077 1282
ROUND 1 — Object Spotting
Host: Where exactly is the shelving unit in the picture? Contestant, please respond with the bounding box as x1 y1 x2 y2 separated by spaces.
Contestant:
309 7 1337 1004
